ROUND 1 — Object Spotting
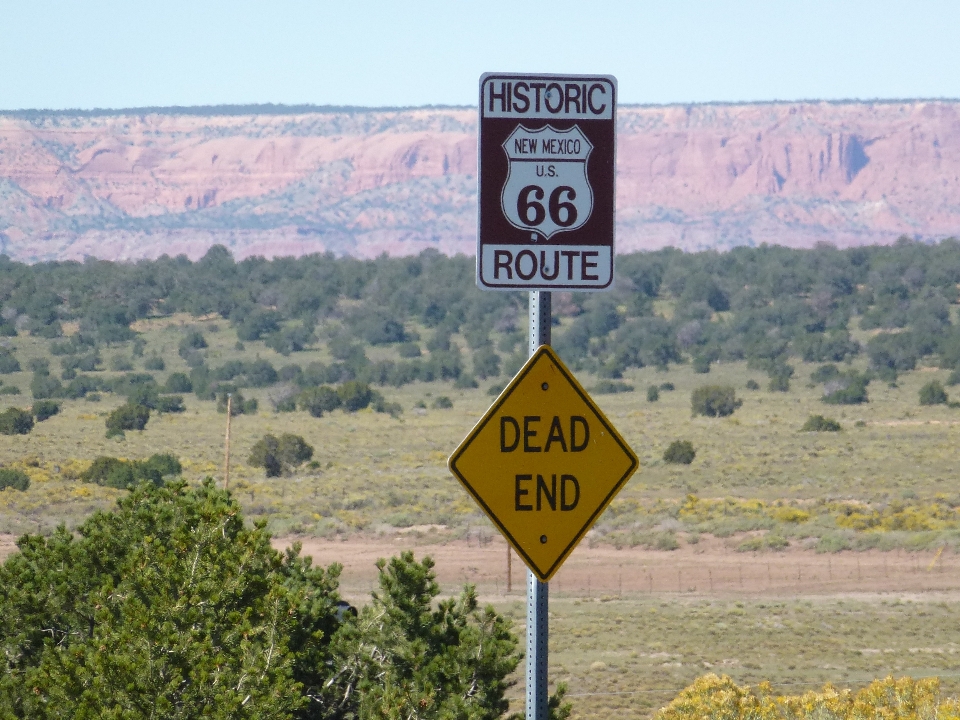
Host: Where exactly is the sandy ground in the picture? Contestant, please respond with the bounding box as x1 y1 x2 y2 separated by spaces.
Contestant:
3 531 955 603
275 533 958 604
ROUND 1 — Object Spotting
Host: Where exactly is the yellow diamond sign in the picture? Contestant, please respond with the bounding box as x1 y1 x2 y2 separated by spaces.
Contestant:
449 345 639 581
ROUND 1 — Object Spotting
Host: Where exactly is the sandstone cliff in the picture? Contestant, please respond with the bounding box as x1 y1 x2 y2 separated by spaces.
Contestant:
1 101 958 262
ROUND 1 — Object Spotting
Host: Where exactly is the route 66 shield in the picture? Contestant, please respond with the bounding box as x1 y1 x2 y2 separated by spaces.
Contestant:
501 125 594 241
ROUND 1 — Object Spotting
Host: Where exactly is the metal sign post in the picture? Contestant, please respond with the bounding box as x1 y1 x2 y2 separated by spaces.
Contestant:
527 290 550 720
453 72 629 720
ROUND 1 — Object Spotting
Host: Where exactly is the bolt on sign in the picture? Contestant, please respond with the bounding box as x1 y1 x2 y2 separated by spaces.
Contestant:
448 346 638 581
477 73 617 291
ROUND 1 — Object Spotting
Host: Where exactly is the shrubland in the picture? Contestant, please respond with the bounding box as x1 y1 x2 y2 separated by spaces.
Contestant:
2 241 960 549
4 241 960 717
0 480 560 720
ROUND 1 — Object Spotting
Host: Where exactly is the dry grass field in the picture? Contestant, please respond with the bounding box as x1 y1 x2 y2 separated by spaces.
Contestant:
4 314 960 718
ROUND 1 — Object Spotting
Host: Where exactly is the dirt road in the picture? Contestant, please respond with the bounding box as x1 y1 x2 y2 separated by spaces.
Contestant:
3 530 954 601
271 533 960 603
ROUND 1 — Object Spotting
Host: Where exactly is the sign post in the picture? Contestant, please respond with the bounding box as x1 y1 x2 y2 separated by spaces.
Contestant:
454 72 628 720
527 291 550 720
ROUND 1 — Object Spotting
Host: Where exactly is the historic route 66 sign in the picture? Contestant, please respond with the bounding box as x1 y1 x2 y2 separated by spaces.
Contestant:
501 125 593 240
478 73 616 291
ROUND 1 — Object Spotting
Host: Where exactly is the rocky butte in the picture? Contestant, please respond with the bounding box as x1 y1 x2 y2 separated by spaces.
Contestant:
1 100 959 263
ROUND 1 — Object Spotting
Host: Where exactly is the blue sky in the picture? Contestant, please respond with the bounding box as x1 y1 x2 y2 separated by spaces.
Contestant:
2 0 959 110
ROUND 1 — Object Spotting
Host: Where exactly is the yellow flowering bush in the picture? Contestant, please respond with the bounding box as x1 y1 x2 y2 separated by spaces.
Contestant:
655 674 959 720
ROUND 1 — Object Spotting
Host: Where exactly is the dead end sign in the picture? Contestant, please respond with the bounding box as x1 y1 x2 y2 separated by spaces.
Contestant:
477 73 617 291
448 345 639 581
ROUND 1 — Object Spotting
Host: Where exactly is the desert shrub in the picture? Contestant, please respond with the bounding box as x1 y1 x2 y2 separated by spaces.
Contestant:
737 535 789 552
30 372 63 400
487 383 505 396
822 372 870 404
663 440 695 464
647 385 659 402
61 352 102 373
164 372 192 393
432 396 453 409
691 385 741 417
810 363 841 384
947 368 960 386
249 433 315 477
919 379 949 405
655 531 680 551
655 674 956 720
472 347 501 379
298 385 341 417
0 351 20 374
279 364 303 382
398 342 421 358
109 355 134 372
594 380 634 394
801 414 842 432
0 385 20 395
0 408 33 435
454 373 479 389
32 400 60 422
179 328 207 351
692 354 712 373
0 468 29 491
81 453 181 489
371 393 403 418
143 355 165 371
245 359 279 387
155 395 186 413
105 403 150 438
768 374 789 392
745 379 760 390
27 358 49 373
338 380 373 411
766 362 794 392
659 382 675 391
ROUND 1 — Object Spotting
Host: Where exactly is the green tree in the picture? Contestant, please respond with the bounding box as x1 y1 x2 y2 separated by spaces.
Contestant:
472 347 501 379
0 481 314 719
298 386 341 417
32 399 60 422
0 468 29 491
919 379 949 405
29 372 63 400
338 381 373 412
801 415 842 432
822 373 870 405
321 552 563 720
663 440 696 464
691 386 741 417
249 434 314 477
0 408 33 435
105 403 150 438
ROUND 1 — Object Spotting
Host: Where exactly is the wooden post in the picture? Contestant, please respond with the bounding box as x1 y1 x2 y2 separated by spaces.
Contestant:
507 545 512 594
223 393 232 490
